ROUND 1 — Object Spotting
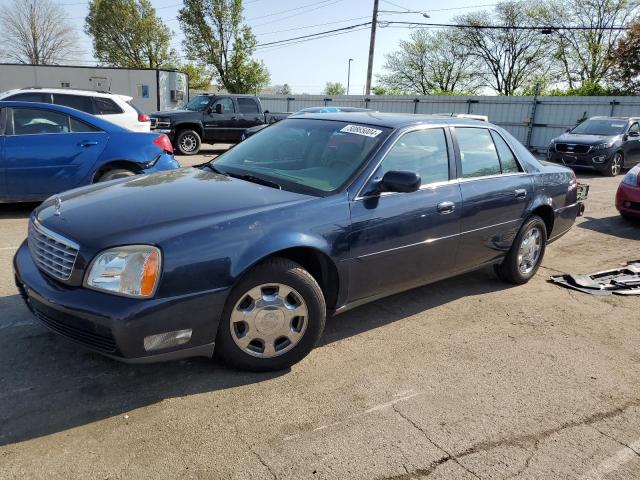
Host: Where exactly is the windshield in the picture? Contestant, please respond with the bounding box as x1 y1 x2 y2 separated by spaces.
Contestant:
212 118 391 195
571 119 627 136
185 95 211 111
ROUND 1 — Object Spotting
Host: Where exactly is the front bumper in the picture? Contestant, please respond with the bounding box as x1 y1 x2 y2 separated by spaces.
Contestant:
616 183 640 217
13 242 228 363
547 149 614 170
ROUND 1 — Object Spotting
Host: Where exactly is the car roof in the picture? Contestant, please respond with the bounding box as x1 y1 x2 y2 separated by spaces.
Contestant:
1 87 132 101
590 116 640 122
0 101 127 132
287 111 491 129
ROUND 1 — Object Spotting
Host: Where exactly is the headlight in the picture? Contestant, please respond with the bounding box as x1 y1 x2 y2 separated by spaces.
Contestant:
622 166 639 186
594 143 613 151
85 245 161 298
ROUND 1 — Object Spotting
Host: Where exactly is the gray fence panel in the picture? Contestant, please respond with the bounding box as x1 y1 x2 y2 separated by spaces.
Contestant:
190 92 640 151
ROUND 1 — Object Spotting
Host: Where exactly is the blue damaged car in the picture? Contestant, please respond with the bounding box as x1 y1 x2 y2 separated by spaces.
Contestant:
0 101 178 202
14 113 585 371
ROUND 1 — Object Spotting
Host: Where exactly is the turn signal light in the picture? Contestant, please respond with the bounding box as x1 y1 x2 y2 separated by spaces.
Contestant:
138 113 151 122
152 134 174 154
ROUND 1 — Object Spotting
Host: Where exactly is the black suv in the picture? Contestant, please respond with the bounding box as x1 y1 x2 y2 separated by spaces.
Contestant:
547 116 640 176
150 94 288 155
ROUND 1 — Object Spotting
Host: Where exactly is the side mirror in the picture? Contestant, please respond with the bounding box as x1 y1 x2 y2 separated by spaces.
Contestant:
378 171 421 193
628 131 639 138
565 128 571 133
214 103 224 114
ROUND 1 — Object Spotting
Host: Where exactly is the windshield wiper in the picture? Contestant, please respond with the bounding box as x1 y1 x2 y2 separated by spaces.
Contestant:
201 163 228 175
229 172 282 190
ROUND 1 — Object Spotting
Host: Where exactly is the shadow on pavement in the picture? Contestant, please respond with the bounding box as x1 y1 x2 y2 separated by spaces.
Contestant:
0 268 511 446
0 203 39 220
578 215 640 241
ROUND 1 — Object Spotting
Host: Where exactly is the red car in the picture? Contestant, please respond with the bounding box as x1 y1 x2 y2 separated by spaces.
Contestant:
616 165 640 219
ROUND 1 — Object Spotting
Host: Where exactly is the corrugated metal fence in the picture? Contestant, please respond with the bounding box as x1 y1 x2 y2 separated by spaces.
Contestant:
255 95 640 152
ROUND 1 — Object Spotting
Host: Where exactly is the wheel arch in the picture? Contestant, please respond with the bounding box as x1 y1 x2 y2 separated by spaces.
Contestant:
174 122 204 138
92 160 144 182
529 203 555 238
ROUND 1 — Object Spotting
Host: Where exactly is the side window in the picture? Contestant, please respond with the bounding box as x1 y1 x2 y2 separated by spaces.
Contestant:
377 128 450 186
629 123 639 134
52 94 94 114
212 97 235 113
456 128 502 178
70 117 100 133
237 97 260 114
11 108 70 135
490 130 521 174
6 92 49 103
93 97 123 115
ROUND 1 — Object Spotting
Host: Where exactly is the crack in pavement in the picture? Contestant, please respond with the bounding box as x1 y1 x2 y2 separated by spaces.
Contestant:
234 424 278 480
590 425 640 458
379 398 640 480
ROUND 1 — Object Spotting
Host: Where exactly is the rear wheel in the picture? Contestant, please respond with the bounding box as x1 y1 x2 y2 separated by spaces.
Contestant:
215 258 326 371
494 215 547 284
96 168 136 182
175 129 201 155
602 152 623 177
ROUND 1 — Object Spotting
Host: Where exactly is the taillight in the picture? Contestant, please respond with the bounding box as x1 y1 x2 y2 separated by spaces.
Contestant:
138 113 150 122
153 134 173 154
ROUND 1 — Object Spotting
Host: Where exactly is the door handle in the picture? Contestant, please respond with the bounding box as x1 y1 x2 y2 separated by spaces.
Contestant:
514 189 527 199
437 201 455 214
79 141 99 147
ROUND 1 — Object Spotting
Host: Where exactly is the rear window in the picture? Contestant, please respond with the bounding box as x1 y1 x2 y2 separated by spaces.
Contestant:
237 97 260 114
94 97 123 115
52 94 94 114
127 100 145 115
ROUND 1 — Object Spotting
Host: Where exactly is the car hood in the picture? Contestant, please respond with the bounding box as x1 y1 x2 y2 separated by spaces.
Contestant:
150 110 199 118
35 168 312 249
554 133 618 145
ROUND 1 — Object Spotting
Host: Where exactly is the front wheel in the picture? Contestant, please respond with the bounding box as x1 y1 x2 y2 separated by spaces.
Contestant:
175 129 201 155
215 258 326 371
494 216 547 284
602 152 623 177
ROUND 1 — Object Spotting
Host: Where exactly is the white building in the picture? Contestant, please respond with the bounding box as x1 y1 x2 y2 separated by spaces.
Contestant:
0 63 189 113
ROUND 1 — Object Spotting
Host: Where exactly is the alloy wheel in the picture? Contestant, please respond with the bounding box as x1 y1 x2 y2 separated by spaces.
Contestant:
611 154 623 176
180 134 197 153
517 227 542 275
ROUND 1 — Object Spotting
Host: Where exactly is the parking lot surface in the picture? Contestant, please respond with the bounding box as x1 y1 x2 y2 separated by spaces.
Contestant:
1 156 639 479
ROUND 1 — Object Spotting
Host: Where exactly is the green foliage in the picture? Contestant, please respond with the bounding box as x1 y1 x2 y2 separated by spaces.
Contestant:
178 0 270 94
179 63 213 90
609 19 640 94
85 0 174 68
324 82 346 96
547 81 632 96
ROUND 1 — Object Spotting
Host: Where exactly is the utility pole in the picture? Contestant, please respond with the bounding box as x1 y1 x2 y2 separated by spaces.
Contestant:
365 0 379 96
347 58 354 95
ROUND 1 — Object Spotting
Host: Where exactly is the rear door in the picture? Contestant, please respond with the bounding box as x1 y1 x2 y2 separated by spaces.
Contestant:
203 96 237 142
453 127 533 270
4 107 108 198
237 97 265 135
348 127 462 301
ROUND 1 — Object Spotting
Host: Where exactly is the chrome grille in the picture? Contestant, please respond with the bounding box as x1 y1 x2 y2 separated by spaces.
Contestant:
28 221 79 281
555 143 591 154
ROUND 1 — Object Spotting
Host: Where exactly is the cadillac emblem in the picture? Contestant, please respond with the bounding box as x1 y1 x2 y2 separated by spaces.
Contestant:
53 197 62 216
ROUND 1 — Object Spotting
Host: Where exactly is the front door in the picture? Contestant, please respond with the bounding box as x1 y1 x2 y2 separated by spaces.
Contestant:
4 107 108 198
452 127 534 270
348 127 462 302
203 97 238 142
623 122 640 167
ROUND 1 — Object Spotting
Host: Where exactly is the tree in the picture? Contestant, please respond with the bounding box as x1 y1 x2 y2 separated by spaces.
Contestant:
178 0 270 94
456 2 552 95
180 63 213 90
0 0 77 64
85 0 174 68
376 29 480 95
540 0 638 88
608 19 640 93
324 82 346 95
277 83 292 95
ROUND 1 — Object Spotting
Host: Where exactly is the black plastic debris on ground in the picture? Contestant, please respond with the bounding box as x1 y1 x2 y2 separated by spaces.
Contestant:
550 260 640 295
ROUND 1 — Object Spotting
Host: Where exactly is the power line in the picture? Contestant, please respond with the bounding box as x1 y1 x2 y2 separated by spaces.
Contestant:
246 0 335 21
252 0 345 28
383 20 632 31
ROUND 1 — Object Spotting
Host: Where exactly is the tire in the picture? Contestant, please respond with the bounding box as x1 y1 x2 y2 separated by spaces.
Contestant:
96 168 136 182
602 152 623 177
215 258 326 372
621 212 638 222
175 129 201 155
494 215 547 284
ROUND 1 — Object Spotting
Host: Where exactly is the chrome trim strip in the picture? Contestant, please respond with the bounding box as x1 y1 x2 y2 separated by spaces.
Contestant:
356 218 520 259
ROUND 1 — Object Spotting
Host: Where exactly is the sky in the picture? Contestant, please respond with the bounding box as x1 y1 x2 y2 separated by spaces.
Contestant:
15 0 501 94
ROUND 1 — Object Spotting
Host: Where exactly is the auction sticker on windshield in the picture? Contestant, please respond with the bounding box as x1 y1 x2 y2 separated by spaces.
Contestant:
340 124 383 138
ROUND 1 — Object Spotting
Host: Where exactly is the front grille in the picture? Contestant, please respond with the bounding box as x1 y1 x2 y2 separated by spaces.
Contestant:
150 118 170 129
32 305 117 353
28 221 79 281
555 143 592 154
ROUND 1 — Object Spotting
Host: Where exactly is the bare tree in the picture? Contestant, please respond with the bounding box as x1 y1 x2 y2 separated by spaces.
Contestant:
540 0 639 88
456 2 553 95
0 0 77 64
377 29 480 95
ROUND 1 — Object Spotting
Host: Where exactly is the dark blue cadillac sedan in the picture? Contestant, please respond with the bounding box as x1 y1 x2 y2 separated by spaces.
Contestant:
14 113 584 371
